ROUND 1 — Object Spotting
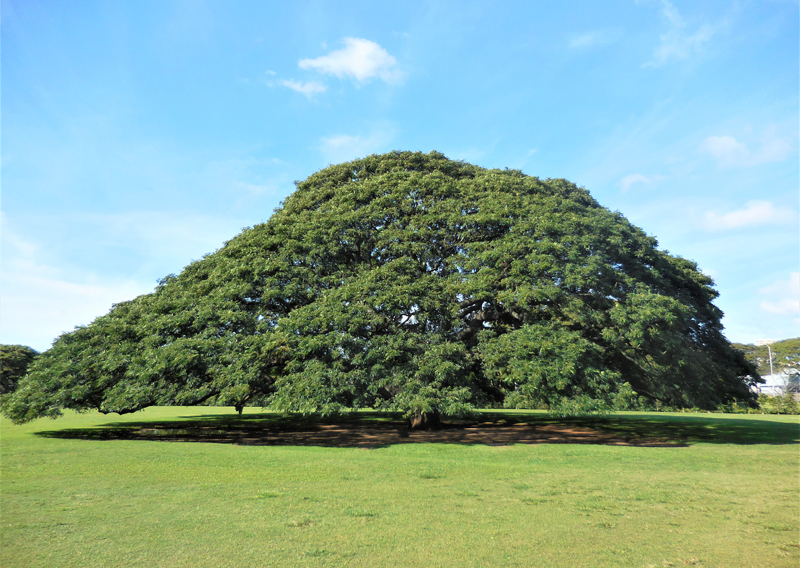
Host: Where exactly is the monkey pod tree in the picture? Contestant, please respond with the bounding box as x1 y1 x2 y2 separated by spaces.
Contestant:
2 151 759 426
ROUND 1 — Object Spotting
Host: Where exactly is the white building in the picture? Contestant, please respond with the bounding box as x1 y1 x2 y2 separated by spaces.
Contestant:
755 373 795 396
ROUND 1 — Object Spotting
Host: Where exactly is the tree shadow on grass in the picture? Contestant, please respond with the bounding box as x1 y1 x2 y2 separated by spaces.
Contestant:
34 411 800 448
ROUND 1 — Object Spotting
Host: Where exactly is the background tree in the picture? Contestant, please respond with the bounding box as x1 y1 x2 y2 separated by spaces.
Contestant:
732 338 799 378
2 151 760 426
0 345 39 395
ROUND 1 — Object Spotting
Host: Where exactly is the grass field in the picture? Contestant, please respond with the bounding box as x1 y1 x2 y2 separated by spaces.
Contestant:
1 408 798 568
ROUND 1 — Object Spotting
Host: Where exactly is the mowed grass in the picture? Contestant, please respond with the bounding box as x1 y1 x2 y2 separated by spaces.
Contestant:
1 408 798 568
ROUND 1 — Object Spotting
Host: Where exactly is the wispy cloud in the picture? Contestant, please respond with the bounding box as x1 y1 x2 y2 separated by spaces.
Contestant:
235 181 283 197
1 257 149 351
643 0 714 67
701 200 797 231
568 30 619 49
0 211 254 350
299 38 400 83
759 272 800 317
319 124 397 164
279 78 327 98
699 135 749 166
0 219 148 350
619 173 664 192
699 131 793 167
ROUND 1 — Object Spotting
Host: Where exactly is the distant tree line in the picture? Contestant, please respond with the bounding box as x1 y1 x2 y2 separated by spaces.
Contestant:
732 338 800 381
0 345 39 395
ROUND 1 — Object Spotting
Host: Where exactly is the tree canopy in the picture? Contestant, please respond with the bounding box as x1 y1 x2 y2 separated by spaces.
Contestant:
2 151 759 424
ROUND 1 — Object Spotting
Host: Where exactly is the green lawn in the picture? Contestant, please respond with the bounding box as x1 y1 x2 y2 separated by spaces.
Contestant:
1 408 798 567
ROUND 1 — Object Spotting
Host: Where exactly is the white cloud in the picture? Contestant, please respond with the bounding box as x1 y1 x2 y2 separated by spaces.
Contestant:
699 132 793 167
568 30 619 49
299 38 399 83
569 33 599 48
759 272 800 316
279 78 327 98
652 25 713 65
1 215 38 258
0 219 147 350
0 211 253 351
236 181 281 196
75 212 248 266
643 0 714 67
319 125 396 164
699 135 749 166
658 0 683 26
620 173 664 192
702 200 797 231
754 135 793 164
0 258 149 352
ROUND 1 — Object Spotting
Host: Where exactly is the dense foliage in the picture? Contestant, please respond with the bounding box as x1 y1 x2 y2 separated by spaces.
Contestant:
0 345 39 395
2 151 759 424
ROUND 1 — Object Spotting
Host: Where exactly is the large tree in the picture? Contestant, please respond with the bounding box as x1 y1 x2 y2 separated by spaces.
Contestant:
2 151 759 425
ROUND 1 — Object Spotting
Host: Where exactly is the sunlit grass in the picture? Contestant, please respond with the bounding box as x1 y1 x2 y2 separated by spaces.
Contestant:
2 407 798 567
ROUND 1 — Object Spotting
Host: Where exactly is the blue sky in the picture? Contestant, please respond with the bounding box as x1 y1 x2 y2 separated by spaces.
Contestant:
2 0 798 352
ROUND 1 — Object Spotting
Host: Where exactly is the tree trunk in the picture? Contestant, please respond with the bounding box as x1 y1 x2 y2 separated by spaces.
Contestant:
407 409 442 430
